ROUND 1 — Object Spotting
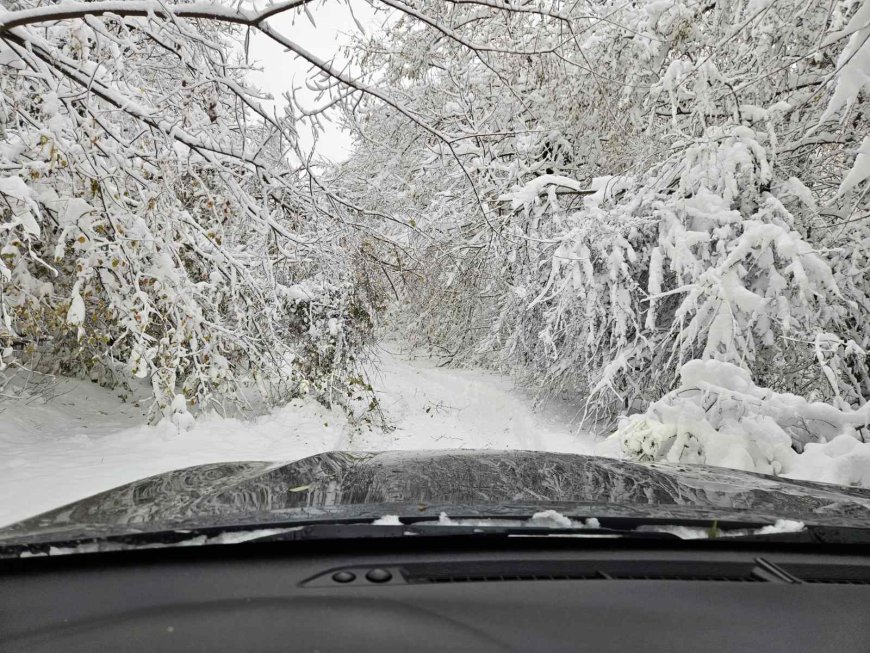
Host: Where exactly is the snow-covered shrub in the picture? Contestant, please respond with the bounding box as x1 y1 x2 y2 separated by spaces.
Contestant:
0 4 380 418
496 125 867 422
597 359 870 485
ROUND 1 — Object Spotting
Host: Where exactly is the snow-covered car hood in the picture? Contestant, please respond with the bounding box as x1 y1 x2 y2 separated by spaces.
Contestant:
3 450 870 545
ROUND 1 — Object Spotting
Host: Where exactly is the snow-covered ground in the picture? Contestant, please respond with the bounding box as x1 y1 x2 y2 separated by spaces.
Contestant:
0 345 598 527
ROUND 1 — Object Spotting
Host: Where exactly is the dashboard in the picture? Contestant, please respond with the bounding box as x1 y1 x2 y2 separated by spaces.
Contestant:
2 537 869 652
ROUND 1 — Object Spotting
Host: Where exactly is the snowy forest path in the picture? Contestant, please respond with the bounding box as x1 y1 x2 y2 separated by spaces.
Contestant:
345 343 599 454
0 345 599 527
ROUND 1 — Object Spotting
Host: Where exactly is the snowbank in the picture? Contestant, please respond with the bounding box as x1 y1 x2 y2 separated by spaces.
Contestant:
597 360 870 487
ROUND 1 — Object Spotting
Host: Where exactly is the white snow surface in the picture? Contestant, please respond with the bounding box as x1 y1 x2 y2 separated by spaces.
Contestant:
0 345 597 527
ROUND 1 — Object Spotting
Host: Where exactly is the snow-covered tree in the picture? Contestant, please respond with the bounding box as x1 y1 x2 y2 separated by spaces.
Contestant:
337 0 870 449
0 1 382 421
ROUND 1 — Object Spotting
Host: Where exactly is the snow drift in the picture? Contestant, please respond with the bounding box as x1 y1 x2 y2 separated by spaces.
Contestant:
598 360 870 487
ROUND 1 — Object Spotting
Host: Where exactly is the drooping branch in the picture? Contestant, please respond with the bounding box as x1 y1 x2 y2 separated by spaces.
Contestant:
0 0 310 32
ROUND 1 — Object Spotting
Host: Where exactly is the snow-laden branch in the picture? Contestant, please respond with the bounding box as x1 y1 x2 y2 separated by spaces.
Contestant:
496 174 596 209
1 0 495 212
376 0 561 55
442 0 572 21
4 32 263 169
0 0 309 32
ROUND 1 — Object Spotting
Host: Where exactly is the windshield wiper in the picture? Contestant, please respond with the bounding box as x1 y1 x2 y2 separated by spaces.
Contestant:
0 519 677 558
5 515 870 558
244 522 681 542
240 521 870 545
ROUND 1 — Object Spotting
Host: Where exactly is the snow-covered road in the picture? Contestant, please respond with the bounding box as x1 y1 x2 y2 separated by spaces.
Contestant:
0 346 598 527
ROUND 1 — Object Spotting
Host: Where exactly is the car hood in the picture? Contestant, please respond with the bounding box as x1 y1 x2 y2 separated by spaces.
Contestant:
3 449 870 544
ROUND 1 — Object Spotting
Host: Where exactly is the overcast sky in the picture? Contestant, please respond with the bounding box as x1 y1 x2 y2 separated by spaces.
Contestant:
244 0 387 163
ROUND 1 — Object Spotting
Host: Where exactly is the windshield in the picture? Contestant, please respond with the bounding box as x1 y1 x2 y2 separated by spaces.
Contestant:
0 0 868 541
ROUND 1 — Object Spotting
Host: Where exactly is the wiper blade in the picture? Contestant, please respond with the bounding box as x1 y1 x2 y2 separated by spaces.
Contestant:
722 525 870 544
5 516 870 559
0 526 305 559
0 520 680 558
245 523 681 543
245 520 870 545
